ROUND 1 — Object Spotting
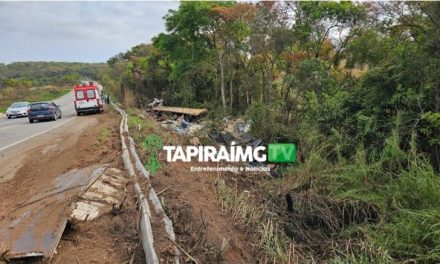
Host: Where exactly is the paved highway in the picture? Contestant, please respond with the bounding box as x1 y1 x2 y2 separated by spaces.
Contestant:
0 90 114 260
0 91 77 152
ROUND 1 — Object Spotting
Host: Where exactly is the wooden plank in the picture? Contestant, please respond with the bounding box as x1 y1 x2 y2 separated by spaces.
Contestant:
152 106 208 116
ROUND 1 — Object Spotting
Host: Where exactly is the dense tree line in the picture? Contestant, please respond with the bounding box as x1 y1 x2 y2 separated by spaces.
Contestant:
105 1 440 169
103 2 440 262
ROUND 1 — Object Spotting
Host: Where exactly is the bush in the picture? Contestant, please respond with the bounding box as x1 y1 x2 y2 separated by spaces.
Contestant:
286 122 440 262
245 102 295 143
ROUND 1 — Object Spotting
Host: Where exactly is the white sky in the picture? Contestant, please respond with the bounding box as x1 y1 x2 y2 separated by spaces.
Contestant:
0 1 179 63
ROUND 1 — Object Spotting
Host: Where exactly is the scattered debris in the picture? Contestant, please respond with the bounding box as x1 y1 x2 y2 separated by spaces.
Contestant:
223 118 250 134
156 187 169 196
112 201 124 216
0 249 9 262
189 137 200 146
166 236 199 264
146 103 208 137
159 116 206 136
127 107 260 263
70 168 127 221
0 165 108 260
148 98 164 108
160 119 179 129
219 118 257 145
187 124 204 136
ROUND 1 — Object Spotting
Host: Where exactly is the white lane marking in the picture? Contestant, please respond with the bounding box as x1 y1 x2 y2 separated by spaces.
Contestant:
0 125 16 131
0 117 76 153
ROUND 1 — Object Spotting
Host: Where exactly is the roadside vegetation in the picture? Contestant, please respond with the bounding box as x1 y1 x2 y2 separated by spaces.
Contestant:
101 2 440 263
0 85 71 112
95 127 112 148
0 61 106 87
0 61 105 112
215 178 300 263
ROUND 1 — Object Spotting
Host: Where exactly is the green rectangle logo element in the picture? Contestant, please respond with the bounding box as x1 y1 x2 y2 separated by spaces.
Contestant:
268 144 296 163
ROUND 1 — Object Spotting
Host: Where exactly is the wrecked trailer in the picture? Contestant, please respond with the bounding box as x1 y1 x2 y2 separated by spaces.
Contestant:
148 105 208 134
152 106 207 122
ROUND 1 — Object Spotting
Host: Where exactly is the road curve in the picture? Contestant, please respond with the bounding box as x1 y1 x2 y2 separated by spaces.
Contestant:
0 91 76 152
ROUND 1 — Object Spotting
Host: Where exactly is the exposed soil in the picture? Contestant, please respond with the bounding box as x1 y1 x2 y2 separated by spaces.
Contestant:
0 111 120 218
132 113 259 264
50 194 144 264
151 163 257 264
0 108 143 263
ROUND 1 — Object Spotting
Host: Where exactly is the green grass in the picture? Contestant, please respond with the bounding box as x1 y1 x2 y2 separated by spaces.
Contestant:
214 178 300 263
118 106 440 263
285 129 440 263
93 127 112 149
0 86 71 113
329 251 392 264
97 127 111 144
127 114 143 131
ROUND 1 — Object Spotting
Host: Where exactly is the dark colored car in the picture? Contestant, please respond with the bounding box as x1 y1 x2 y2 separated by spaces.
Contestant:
28 102 62 123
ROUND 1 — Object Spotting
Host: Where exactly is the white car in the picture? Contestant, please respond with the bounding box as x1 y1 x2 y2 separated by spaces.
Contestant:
6 102 30 119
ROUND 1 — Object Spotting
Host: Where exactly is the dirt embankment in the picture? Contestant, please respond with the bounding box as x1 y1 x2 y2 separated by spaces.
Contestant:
149 161 257 264
130 112 259 264
0 109 144 263
0 111 118 224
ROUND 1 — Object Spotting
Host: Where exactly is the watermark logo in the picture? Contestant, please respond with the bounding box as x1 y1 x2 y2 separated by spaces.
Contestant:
140 134 296 175
142 134 163 175
268 144 296 163
163 142 296 163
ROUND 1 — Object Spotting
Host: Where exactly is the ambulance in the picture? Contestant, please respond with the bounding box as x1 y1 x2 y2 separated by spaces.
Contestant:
74 81 104 115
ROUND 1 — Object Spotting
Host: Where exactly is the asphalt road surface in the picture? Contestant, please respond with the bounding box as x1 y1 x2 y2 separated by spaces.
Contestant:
0 91 76 152
0 91 113 259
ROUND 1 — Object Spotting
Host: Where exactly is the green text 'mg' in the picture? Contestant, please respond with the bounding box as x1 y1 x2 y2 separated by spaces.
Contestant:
268 144 296 163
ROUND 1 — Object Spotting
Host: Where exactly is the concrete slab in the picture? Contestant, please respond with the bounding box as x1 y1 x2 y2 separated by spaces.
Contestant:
70 167 127 221
71 201 101 220
0 165 108 260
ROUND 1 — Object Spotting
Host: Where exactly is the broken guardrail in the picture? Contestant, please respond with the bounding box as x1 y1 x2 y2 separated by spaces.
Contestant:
112 103 180 264
113 103 158 264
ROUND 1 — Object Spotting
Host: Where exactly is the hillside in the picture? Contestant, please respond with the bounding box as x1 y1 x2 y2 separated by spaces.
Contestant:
0 61 107 88
101 2 440 263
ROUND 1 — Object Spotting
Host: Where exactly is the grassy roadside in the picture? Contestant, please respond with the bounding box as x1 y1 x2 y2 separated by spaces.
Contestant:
124 108 302 263
0 86 71 113
214 178 300 263
125 108 440 263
